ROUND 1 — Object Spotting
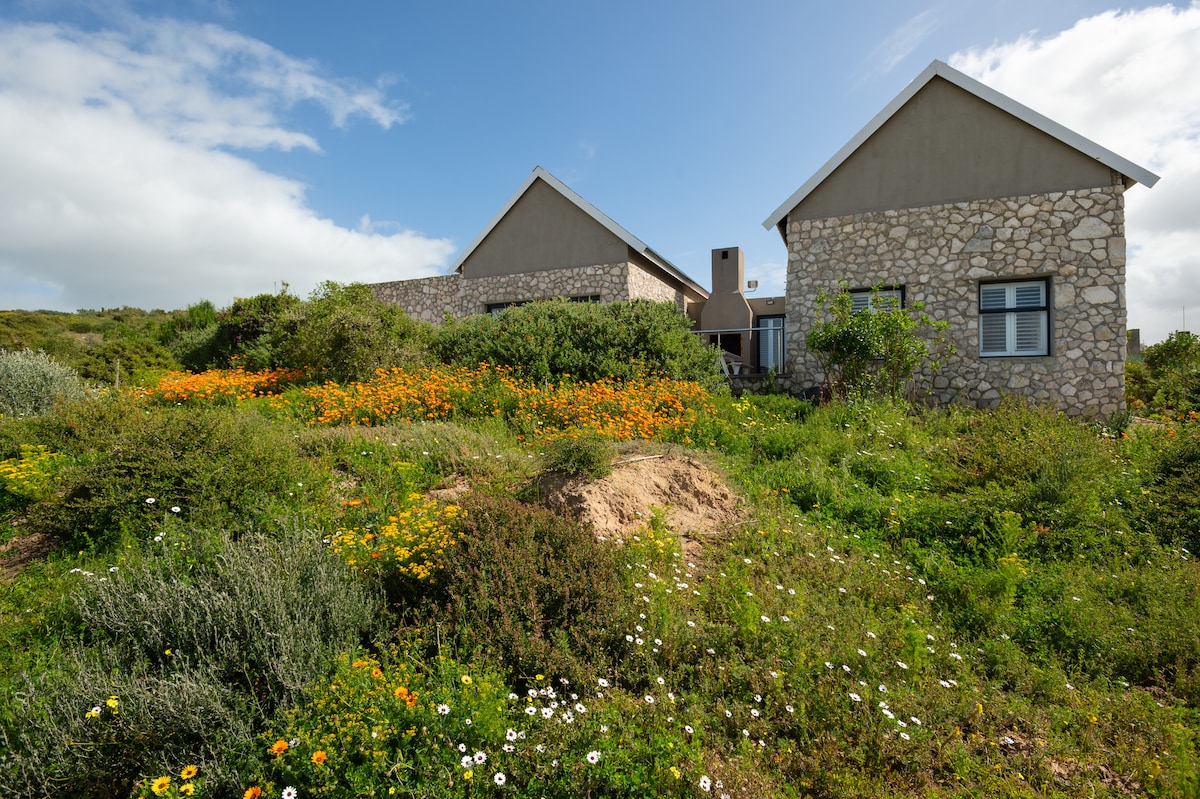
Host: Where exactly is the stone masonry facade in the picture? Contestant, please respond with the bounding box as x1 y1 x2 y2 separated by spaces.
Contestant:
784 183 1127 418
372 262 690 323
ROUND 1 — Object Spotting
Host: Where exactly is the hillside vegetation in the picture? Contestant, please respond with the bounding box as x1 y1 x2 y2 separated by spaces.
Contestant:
2 294 1200 798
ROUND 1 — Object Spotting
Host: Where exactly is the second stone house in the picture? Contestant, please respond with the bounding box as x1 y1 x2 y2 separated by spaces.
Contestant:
763 60 1158 417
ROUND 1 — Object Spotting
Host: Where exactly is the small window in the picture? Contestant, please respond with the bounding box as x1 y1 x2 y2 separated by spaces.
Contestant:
979 279 1049 357
485 300 529 315
568 295 601 304
849 286 904 313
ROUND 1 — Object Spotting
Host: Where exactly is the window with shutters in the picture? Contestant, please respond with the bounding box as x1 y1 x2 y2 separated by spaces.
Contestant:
978 279 1049 357
849 286 904 313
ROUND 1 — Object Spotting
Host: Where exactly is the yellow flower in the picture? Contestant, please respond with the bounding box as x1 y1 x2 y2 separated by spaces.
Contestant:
106 696 119 709
463 769 473 780
311 750 327 765
180 765 198 780
179 783 195 796
151 776 171 795
461 675 472 685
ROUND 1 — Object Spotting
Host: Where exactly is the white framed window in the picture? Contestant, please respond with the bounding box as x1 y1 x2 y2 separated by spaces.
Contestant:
850 286 904 313
756 315 785 372
979 279 1049 357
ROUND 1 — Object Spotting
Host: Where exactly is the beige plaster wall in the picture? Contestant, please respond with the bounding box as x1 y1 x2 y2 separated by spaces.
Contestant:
792 78 1117 221
458 178 629 278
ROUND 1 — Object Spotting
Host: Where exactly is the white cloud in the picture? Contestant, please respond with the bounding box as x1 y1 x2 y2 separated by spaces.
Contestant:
859 10 939 81
0 16 453 312
951 3 1200 345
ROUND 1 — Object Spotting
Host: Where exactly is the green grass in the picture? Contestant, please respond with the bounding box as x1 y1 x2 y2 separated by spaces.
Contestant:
2 381 1200 798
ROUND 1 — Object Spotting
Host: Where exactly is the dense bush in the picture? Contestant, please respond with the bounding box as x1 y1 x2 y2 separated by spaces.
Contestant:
0 349 87 417
72 337 178 385
1131 430 1200 550
23 400 320 548
1 529 382 798
431 299 723 388
406 493 634 685
269 281 431 382
1127 330 1200 413
540 432 614 479
806 283 952 400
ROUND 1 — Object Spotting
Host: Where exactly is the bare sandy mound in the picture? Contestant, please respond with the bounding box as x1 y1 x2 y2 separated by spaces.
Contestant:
536 452 744 561
1 529 54 582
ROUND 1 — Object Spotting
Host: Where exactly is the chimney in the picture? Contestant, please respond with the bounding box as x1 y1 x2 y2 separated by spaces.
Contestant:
700 247 754 351
712 247 744 297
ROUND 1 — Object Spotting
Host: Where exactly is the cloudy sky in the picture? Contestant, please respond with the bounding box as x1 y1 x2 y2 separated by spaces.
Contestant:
0 1 1195 343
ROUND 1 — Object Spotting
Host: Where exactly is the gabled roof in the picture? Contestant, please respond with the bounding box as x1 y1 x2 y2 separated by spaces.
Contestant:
451 166 707 298
762 59 1160 232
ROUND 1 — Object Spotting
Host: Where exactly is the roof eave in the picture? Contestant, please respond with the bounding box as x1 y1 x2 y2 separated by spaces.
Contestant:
761 59 1160 232
452 166 708 299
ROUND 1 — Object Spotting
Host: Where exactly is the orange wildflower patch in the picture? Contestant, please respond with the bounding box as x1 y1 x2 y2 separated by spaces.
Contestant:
133 366 307 403
275 364 713 444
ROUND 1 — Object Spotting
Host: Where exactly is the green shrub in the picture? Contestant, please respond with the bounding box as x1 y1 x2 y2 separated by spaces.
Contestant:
1131 431 1200 550
405 493 634 685
431 299 722 388
211 289 300 368
541 432 613 479
269 281 432 382
1131 331 1200 413
806 283 952 400
25 400 320 549
72 337 179 385
0 349 87 418
1 529 383 798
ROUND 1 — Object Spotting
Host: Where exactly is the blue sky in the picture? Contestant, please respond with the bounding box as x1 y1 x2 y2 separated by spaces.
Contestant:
1 0 1197 344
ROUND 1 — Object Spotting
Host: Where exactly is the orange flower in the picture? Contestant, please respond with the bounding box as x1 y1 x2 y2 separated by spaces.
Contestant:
269 739 289 755
243 788 263 799
311 750 328 765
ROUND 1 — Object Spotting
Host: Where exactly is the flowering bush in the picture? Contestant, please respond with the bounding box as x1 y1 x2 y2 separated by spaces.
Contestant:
133 764 204 798
131 365 307 404
0 443 67 502
258 644 705 798
330 492 465 581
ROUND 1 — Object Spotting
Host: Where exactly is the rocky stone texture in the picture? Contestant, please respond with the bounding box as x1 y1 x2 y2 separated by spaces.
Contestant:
783 184 1128 418
372 262 691 322
370 274 460 324
628 261 689 307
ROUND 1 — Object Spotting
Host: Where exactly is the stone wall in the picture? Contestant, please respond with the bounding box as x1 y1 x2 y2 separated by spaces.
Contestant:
783 183 1127 417
371 263 643 321
371 275 461 324
459 263 632 315
627 260 689 311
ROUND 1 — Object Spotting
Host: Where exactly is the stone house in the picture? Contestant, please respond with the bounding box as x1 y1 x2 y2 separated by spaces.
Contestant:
371 166 709 323
762 60 1158 417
